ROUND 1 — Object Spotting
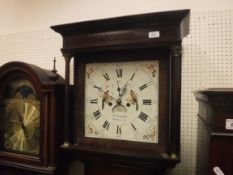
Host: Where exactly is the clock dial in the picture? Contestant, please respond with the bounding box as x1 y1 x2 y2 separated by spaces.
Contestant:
0 79 40 155
85 60 159 143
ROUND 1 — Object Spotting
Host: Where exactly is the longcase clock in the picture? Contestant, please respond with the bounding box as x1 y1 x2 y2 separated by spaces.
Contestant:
51 9 190 175
0 61 65 175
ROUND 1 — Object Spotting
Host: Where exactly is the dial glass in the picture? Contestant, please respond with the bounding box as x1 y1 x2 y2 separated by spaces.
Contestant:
84 60 159 143
0 79 40 155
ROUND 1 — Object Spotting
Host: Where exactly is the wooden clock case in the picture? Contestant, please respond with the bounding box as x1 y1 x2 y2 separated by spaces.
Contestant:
195 89 233 175
51 9 190 175
0 62 65 175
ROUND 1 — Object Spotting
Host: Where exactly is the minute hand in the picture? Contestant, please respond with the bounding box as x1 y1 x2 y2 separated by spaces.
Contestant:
119 80 128 97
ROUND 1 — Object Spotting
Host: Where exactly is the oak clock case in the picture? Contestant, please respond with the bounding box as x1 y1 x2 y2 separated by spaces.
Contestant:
0 62 65 175
51 9 190 175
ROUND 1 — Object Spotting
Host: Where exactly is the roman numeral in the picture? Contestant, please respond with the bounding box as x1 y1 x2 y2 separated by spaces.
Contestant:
103 73 110 80
139 84 148 91
103 120 110 130
143 99 152 105
130 73 135 81
131 123 137 131
116 69 123 78
93 85 102 91
138 112 148 122
117 126 122 134
93 110 101 120
90 99 98 104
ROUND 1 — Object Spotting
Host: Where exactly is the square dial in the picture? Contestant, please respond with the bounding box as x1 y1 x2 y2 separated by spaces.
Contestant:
84 60 159 143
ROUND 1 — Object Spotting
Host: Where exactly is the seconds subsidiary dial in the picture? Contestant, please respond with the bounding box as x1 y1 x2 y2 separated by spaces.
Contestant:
85 60 159 143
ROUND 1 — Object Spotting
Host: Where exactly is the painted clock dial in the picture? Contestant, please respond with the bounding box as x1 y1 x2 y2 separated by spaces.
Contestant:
0 79 40 155
85 60 159 143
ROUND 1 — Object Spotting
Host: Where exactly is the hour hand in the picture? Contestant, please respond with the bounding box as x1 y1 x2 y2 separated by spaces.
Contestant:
116 81 121 96
15 109 24 123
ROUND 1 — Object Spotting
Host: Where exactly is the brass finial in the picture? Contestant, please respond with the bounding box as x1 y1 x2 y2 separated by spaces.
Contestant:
49 57 59 82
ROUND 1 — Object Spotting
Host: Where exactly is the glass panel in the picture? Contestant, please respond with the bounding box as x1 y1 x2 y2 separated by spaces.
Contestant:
0 78 40 155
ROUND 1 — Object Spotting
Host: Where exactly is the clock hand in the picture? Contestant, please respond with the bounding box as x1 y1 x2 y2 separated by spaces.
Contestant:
17 114 28 137
119 80 129 97
111 80 130 112
94 85 104 93
116 81 121 97
16 116 29 138
14 105 31 138
21 122 27 131
15 109 24 124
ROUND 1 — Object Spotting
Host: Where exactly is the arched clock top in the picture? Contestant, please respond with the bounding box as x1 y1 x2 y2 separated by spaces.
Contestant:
0 62 64 93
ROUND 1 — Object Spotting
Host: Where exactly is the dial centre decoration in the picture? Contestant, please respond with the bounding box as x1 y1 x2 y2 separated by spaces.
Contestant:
85 60 159 143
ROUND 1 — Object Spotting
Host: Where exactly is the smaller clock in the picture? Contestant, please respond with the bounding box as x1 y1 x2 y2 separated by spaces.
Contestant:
1 79 40 155
0 61 65 175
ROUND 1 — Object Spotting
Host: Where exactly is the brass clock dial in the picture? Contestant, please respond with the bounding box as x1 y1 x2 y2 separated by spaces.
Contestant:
85 60 159 143
1 79 40 155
